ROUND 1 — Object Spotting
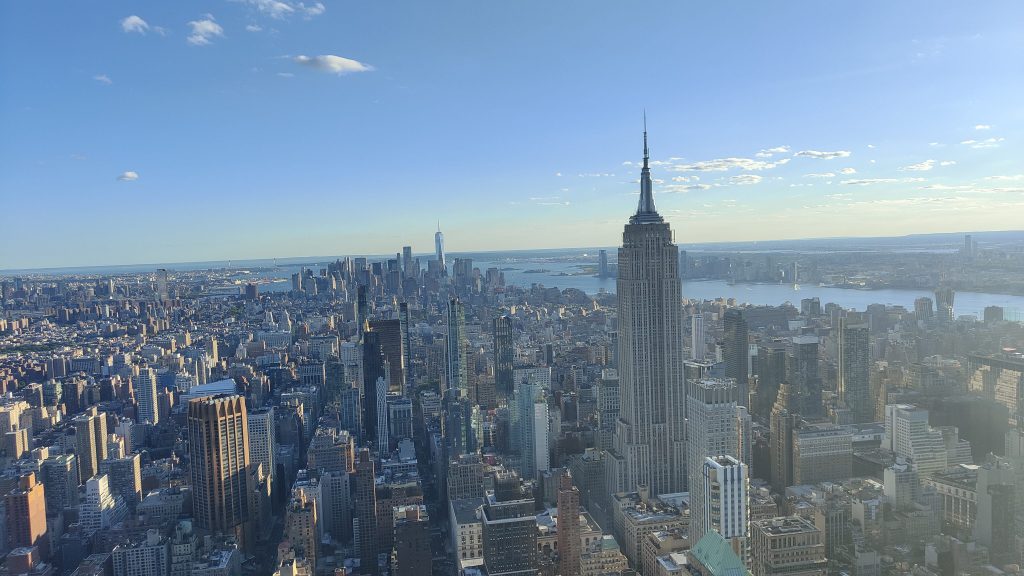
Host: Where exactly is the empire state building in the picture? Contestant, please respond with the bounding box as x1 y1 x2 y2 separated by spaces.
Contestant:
607 124 687 496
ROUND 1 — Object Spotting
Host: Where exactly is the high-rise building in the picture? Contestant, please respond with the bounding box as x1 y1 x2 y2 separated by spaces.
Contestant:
41 454 79 517
402 246 414 278
755 341 788 419
838 319 872 423
481 494 538 575
935 287 955 323
100 453 143 508
609 124 687 496
73 406 109 482
700 455 749 560
974 460 1018 566
5 472 48 558
80 474 127 534
247 407 277 496
598 249 609 278
724 309 749 405
111 529 170 576
596 369 620 452
557 470 582 576
368 319 406 392
446 298 468 393
435 224 447 275
687 378 740 543
393 505 432 576
750 516 826 576
353 449 378 573
187 395 251 543
135 367 159 425
885 404 950 476
792 425 853 485
514 379 550 480
493 315 514 403
788 335 822 417
691 313 706 361
156 269 169 302
363 330 387 444
399 302 414 390
769 382 799 491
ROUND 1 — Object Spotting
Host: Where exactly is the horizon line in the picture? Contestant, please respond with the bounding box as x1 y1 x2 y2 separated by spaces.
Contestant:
3 228 1021 275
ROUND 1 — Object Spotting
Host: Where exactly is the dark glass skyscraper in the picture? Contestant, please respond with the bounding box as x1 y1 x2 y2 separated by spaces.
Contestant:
724 308 749 406
493 315 514 403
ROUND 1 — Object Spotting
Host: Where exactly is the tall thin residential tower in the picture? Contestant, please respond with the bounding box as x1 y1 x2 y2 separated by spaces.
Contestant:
608 122 687 496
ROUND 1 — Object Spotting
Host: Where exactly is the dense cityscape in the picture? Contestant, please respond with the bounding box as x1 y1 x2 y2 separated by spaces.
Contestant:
2 127 1024 576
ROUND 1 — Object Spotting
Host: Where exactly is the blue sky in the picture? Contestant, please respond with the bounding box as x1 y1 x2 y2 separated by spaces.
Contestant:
2 1 1023 269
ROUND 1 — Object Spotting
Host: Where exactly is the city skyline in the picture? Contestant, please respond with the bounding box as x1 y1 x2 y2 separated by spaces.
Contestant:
3 1 1024 269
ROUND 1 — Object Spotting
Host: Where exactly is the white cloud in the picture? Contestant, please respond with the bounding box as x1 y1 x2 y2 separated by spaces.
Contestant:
730 174 763 185
117 171 139 182
299 2 326 16
961 137 1004 149
237 0 326 19
803 172 835 179
867 144 875 149
928 142 943 147
899 159 935 172
975 124 991 130
276 72 294 78
187 16 224 45
93 74 112 85
985 174 1024 181
555 172 562 177
671 175 699 183
670 157 789 172
294 54 374 75
121 15 150 34
755 145 789 158
663 183 712 193
841 177 926 186
794 150 851 160
939 160 956 166
246 24 263 32
839 167 857 175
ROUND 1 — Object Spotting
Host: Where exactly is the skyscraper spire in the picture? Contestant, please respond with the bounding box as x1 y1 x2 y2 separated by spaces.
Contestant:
631 113 662 224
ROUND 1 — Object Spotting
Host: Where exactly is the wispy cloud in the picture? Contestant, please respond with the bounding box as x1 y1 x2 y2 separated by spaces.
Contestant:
236 0 326 19
794 149 851 160
121 15 149 34
246 24 263 32
294 54 374 75
961 137 1004 149
663 183 712 193
187 16 223 45
755 145 789 158
729 174 763 185
93 74 112 85
975 124 991 130
939 160 956 166
803 172 835 179
840 177 926 186
899 159 935 172
117 171 139 182
839 167 857 175
985 174 1024 181
670 157 789 172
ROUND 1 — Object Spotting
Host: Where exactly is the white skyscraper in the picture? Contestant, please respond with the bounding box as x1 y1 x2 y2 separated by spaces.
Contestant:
701 455 749 559
691 313 706 360
81 474 128 533
608 122 687 496
687 378 740 543
247 407 277 496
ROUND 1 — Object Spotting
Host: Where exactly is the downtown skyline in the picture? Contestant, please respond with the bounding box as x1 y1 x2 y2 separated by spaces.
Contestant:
2 1 1024 269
